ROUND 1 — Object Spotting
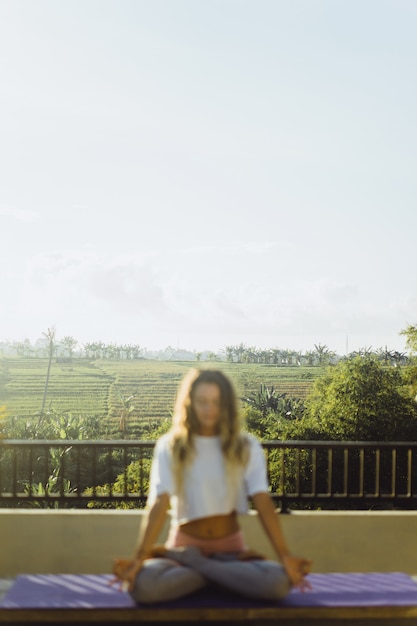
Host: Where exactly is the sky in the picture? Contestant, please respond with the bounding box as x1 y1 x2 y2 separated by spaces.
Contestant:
1 0 416 355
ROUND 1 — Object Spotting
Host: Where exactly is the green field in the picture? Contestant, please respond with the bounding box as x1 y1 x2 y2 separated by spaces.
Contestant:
0 357 324 437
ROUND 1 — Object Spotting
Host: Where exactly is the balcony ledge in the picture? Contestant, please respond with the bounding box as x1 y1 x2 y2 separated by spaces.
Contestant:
1 509 417 579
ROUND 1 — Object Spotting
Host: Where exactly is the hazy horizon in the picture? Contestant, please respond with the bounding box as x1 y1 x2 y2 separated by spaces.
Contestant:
0 331 408 358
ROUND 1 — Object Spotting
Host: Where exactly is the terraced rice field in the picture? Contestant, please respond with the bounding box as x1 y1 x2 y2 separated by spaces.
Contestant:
0 358 113 418
0 358 323 437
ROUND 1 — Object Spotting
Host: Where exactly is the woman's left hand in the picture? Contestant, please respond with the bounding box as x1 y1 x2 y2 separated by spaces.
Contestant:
282 554 312 591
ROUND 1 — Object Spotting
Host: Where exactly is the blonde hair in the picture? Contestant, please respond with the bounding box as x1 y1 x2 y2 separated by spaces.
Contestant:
168 369 249 494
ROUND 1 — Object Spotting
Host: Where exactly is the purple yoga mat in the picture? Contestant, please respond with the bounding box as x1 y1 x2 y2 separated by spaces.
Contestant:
0 574 135 609
281 572 417 608
1 572 417 609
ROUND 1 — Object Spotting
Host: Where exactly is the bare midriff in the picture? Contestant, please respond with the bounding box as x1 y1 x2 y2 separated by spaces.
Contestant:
179 511 240 540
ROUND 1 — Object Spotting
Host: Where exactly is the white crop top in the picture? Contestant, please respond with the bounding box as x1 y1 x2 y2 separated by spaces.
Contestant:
147 432 269 525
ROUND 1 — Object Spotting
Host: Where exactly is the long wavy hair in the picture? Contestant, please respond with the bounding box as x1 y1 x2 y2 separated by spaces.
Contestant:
169 369 249 494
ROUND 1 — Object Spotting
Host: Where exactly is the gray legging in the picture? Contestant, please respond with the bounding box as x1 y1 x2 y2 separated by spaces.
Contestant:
131 545 290 604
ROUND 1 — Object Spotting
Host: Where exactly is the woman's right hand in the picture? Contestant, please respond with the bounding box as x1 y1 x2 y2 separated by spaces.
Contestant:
112 557 145 592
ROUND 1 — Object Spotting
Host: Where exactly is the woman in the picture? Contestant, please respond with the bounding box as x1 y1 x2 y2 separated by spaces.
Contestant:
113 369 311 603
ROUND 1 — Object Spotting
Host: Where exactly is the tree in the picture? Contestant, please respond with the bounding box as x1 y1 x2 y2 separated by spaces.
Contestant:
124 344 135 360
313 343 335 366
234 343 247 363
400 324 417 355
117 391 136 437
248 356 417 508
61 336 78 359
41 327 56 413
297 355 417 442
1 408 104 504
224 346 234 362
303 350 316 366
241 384 306 440
132 344 142 359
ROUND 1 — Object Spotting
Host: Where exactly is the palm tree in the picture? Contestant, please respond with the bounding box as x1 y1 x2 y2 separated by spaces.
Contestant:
377 347 393 365
98 341 107 359
90 341 104 359
391 351 408 367
122 344 135 360
118 392 136 438
235 343 247 363
224 346 234 363
13 341 26 357
83 342 95 359
280 349 290 365
270 348 281 365
303 350 315 366
313 343 335 365
41 327 56 413
23 338 32 357
61 336 78 359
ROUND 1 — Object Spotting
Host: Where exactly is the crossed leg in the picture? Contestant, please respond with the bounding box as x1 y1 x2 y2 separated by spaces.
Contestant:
131 547 290 604
131 557 207 603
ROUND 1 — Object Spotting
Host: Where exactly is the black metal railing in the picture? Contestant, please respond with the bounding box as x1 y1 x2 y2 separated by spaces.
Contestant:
1 439 417 511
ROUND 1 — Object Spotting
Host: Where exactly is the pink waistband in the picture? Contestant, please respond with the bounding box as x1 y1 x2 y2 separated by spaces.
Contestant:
166 527 247 556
